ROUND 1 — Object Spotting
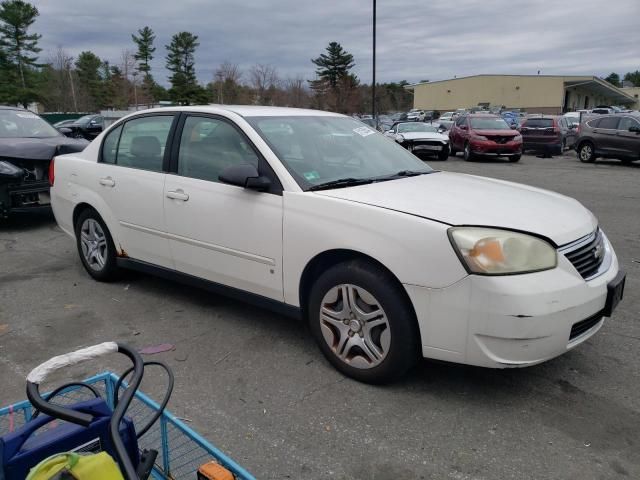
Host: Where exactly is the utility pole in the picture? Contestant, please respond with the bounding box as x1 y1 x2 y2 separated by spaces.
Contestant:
372 0 377 120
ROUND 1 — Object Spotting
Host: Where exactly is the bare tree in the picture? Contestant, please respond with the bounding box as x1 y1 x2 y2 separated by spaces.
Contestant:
120 49 136 105
249 64 279 105
284 75 308 108
45 47 77 112
211 61 243 104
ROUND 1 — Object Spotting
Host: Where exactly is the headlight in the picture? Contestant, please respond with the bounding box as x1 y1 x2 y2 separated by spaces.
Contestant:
0 160 23 178
513 134 522 142
448 227 557 275
396 134 405 142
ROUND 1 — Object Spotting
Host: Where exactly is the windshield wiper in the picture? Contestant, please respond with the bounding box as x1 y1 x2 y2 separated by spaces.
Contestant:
308 177 374 191
375 170 436 181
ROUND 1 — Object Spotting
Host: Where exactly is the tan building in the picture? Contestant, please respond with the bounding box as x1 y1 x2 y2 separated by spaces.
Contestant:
406 74 637 114
621 86 640 110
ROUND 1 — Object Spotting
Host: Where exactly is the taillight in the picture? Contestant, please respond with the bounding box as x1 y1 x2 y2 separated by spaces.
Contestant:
48 157 55 186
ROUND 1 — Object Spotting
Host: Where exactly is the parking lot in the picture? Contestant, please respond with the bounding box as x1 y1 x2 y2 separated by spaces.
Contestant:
1 151 639 479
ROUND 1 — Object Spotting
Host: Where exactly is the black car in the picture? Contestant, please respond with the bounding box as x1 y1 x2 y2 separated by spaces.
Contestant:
0 106 88 218
65 114 104 140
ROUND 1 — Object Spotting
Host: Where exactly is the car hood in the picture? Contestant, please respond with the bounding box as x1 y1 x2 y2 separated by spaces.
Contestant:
315 171 596 246
399 132 449 141
0 136 88 161
473 129 519 137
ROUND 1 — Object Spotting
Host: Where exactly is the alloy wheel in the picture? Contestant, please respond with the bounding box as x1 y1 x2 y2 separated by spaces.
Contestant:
319 284 390 369
80 218 108 271
580 144 593 162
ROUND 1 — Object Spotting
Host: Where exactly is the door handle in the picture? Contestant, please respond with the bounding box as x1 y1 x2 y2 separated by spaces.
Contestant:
166 189 189 201
99 177 115 187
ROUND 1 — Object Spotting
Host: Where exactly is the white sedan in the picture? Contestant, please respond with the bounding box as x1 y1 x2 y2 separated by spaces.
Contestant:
384 122 450 159
50 106 625 383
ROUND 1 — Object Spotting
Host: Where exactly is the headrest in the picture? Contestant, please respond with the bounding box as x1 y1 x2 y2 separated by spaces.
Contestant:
130 136 161 157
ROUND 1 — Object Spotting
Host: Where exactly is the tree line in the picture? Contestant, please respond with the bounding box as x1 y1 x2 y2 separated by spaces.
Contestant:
604 71 640 88
0 0 413 115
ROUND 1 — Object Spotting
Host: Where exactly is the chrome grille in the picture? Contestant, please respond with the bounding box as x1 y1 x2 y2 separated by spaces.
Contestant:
563 230 605 279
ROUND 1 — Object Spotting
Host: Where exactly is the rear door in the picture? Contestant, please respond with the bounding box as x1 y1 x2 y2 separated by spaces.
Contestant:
616 117 640 157
95 113 176 268
163 114 284 300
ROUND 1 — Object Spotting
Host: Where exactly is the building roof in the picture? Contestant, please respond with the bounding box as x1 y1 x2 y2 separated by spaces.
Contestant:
404 74 636 104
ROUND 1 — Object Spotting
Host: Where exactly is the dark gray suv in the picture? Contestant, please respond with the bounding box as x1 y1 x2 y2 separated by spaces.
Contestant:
575 114 640 164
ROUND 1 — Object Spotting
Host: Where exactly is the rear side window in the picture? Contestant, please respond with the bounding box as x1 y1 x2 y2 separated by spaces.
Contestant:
597 117 619 130
101 125 122 164
523 118 554 128
115 115 174 172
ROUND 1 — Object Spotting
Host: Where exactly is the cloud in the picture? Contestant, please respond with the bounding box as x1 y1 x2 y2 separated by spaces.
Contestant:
33 0 639 85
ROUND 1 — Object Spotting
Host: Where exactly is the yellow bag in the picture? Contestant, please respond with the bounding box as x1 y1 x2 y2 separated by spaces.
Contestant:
26 451 124 480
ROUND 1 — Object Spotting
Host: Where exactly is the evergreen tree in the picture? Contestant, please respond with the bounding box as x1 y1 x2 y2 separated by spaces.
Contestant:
132 26 155 77
75 50 103 111
623 70 640 87
165 31 205 104
311 42 355 88
0 0 41 107
604 72 620 87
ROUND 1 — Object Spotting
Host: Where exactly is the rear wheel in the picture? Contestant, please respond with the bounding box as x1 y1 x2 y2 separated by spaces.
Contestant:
308 260 419 384
75 209 120 281
578 142 596 163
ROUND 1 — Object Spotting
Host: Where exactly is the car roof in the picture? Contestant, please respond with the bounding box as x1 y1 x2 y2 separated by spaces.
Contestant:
129 105 342 118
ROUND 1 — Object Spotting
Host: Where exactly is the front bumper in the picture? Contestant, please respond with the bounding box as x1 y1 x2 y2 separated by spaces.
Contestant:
470 140 522 156
405 237 620 368
0 181 51 217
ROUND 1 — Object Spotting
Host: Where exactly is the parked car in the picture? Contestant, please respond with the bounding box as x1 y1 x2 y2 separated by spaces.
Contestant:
563 112 581 127
52 118 77 128
575 113 640 164
439 112 456 122
406 109 426 121
520 115 577 155
449 114 522 161
65 114 104 140
0 106 88 218
591 107 614 115
384 121 450 160
50 106 624 383
501 111 521 128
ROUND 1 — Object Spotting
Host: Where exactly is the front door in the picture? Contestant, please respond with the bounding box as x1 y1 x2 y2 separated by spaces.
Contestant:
95 114 176 268
616 116 640 157
163 114 284 301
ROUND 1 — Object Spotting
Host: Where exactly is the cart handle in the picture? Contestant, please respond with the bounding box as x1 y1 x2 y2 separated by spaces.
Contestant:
26 342 144 480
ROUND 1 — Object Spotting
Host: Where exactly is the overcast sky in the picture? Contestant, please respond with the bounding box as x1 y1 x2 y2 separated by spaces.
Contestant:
34 0 639 86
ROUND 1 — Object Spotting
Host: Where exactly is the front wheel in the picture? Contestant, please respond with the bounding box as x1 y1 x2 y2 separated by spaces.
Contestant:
578 142 596 163
75 209 120 281
308 260 419 384
438 145 450 160
463 142 475 161
508 154 521 162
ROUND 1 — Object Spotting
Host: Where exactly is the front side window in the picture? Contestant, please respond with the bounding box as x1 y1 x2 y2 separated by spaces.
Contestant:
177 116 259 182
618 117 639 131
115 115 174 172
597 117 620 129
246 115 433 189
455 116 467 127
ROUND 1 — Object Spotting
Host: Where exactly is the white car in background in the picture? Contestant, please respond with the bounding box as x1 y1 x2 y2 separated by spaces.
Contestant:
438 111 456 121
406 109 426 121
384 122 450 160
50 106 625 383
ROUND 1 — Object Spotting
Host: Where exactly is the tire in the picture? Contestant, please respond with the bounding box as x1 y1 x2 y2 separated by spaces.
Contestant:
463 142 475 161
508 154 521 162
75 208 120 281
561 138 567 152
450 146 457 157
308 260 419 384
438 145 450 160
578 142 596 163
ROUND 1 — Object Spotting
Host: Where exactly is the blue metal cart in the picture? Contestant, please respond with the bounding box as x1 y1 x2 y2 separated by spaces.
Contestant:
0 371 256 480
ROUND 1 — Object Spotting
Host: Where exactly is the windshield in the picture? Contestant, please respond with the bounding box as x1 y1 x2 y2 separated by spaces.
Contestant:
397 123 438 133
0 109 60 139
246 116 433 189
469 117 511 130
73 115 94 125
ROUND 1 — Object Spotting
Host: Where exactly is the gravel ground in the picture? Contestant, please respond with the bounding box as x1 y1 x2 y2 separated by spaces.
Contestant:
1 151 639 479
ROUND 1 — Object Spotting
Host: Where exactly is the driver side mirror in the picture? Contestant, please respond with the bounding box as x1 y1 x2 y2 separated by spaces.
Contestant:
629 125 640 133
459 125 468 130
57 127 73 136
219 164 271 192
